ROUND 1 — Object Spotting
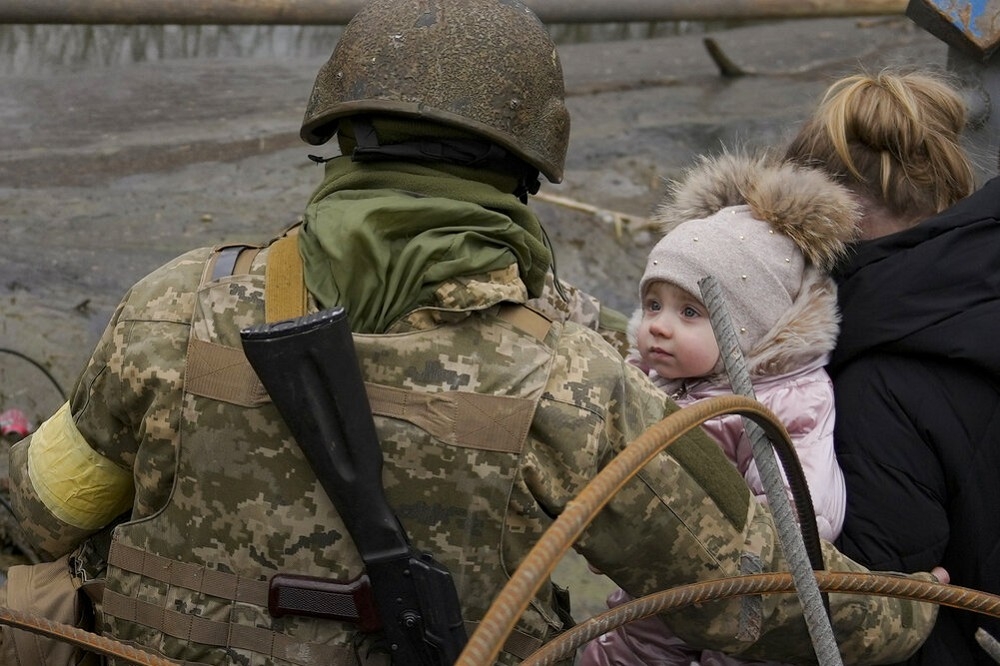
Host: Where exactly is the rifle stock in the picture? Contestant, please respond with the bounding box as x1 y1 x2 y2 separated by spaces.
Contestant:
241 307 467 666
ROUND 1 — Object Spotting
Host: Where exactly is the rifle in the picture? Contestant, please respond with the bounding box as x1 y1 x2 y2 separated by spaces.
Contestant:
240 307 468 666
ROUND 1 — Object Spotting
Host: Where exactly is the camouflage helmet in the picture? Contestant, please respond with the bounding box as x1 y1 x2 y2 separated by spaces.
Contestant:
300 0 570 183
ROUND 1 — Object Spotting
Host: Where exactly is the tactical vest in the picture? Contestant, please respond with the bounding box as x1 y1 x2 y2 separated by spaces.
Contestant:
98 231 565 665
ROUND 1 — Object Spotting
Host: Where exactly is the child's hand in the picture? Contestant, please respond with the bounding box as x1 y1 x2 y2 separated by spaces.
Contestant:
931 566 950 584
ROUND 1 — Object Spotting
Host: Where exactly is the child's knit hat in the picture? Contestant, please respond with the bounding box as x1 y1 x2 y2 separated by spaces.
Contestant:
639 152 859 355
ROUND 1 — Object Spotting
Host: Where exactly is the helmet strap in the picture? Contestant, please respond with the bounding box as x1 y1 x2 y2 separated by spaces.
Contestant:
512 169 541 204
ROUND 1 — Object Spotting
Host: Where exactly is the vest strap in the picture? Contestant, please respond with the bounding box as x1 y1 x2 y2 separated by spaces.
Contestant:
109 542 268 606
103 589 354 666
106 542 356 665
233 247 260 277
203 243 264 286
498 303 551 342
108 543 545 663
184 339 269 407
209 246 242 283
265 232 307 323
365 384 534 453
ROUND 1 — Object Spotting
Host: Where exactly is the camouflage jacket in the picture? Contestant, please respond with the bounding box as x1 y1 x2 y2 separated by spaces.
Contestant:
10 235 936 665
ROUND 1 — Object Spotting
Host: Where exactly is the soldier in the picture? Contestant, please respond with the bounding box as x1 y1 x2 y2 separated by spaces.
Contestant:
4 1 938 665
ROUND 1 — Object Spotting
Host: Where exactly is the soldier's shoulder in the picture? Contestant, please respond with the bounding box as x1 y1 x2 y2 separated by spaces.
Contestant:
119 246 216 322
528 275 630 357
554 316 626 360
549 318 635 388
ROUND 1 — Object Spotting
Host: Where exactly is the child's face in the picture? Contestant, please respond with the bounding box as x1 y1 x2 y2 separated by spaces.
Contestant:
636 281 720 381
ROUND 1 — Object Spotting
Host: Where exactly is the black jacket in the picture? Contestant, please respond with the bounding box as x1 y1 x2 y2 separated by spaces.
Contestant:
829 176 1000 665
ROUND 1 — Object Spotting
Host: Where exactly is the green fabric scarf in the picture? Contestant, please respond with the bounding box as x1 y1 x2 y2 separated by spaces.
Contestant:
299 156 552 333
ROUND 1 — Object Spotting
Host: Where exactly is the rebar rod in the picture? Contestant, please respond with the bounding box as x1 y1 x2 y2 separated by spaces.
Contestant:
457 395 814 666
525 572 1000 665
700 275 844 665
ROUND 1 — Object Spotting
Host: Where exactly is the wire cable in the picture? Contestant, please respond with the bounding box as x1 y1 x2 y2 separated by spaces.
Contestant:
0 347 67 402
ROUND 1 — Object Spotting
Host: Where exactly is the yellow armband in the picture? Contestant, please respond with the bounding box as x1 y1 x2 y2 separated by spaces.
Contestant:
27 402 134 530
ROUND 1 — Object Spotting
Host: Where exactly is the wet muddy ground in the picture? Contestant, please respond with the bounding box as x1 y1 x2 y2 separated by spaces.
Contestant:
0 15 945 616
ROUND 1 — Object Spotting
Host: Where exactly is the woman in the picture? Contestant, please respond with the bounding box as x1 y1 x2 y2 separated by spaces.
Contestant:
785 68 1000 665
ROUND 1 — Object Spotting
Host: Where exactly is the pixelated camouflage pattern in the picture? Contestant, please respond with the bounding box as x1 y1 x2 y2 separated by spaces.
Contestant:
10 239 937 665
527 273 630 358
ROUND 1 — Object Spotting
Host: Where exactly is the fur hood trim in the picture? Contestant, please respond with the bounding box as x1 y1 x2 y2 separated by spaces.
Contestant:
654 150 860 271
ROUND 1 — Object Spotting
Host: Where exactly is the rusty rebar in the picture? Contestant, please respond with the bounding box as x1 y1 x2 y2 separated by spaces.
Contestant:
0 605 176 666
455 395 803 666
524 572 1000 665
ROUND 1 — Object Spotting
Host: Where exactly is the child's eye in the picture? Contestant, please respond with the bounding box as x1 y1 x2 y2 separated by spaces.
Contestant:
682 306 700 318
645 300 662 313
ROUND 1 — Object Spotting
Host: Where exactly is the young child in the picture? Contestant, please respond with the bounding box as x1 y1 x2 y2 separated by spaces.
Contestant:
581 151 859 666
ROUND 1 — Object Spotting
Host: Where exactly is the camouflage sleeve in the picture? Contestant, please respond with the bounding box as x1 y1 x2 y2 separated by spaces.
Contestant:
525 324 936 664
9 249 207 559
8 295 136 559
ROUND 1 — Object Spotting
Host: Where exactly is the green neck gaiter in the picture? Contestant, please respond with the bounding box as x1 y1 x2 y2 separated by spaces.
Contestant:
299 156 552 333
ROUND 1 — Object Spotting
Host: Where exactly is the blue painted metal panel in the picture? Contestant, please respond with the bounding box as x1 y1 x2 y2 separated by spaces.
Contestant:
912 0 1000 59
932 0 990 39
